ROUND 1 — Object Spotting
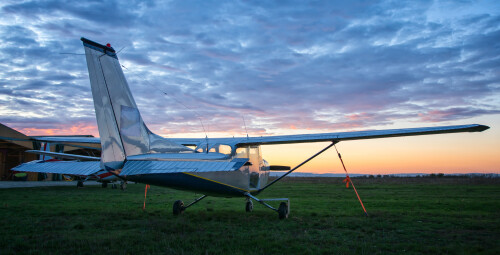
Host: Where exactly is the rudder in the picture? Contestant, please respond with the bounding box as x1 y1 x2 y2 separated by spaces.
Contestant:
81 38 191 170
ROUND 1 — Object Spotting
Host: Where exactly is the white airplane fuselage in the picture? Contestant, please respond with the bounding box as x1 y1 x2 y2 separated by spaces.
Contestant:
126 144 270 197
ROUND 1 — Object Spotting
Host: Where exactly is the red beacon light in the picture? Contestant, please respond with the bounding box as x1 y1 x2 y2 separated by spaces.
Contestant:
106 43 111 47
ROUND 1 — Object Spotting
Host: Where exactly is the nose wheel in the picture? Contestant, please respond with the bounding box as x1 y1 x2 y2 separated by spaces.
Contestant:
278 202 289 219
120 181 127 190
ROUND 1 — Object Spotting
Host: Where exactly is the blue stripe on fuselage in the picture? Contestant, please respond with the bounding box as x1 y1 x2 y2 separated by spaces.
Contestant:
127 172 247 197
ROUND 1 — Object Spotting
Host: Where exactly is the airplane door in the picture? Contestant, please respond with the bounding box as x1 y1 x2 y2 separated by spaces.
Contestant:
248 146 261 189
235 146 263 190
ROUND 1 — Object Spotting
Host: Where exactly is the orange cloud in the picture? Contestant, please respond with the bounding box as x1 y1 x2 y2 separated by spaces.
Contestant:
16 123 99 137
345 112 374 121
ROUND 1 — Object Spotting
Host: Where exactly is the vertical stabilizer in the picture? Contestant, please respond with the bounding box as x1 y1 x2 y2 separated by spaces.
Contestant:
81 38 191 170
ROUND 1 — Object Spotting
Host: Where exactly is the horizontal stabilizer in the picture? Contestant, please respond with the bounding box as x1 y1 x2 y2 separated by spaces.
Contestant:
120 158 248 176
26 150 100 161
12 160 101 176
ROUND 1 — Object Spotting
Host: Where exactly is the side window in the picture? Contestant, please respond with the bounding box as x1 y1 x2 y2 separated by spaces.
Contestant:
235 147 248 158
218 145 232 155
195 143 207 153
185 145 196 150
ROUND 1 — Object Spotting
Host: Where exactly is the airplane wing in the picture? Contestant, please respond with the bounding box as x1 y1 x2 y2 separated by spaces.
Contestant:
30 136 101 150
25 150 100 161
10 124 487 179
12 160 101 176
170 124 489 147
30 136 100 144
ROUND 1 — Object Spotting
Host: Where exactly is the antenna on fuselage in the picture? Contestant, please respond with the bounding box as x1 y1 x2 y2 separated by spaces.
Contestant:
242 116 249 139
117 51 221 146
59 53 85 55
199 118 209 153
120 63 211 141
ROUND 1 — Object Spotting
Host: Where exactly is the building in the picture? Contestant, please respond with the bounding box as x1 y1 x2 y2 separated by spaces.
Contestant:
0 123 100 181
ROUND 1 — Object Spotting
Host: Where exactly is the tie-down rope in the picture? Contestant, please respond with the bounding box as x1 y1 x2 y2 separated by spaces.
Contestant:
334 144 368 216
143 184 150 211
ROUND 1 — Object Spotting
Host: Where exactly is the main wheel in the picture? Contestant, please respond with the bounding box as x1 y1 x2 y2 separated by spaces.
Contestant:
120 182 127 190
173 200 185 215
245 200 253 212
76 180 84 188
112 184 117 189
278 202 289 219
101 182 108 188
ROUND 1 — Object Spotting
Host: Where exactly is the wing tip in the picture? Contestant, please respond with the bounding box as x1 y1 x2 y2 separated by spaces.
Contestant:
473 124 490 132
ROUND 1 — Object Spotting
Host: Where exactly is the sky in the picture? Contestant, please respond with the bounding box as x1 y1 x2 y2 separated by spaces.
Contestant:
0 0 499 174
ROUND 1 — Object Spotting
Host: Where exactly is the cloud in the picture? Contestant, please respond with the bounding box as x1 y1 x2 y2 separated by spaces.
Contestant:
0 0 499 136
420 108 500 122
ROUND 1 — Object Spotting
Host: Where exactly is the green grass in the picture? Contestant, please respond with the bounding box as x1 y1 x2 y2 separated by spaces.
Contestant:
0 177 499 254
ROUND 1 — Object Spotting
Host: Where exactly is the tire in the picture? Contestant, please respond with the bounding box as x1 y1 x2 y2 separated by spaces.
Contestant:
173 200 185 215
278 202 289 219
77 180 84 188
101 182 108 188
245 200 253 212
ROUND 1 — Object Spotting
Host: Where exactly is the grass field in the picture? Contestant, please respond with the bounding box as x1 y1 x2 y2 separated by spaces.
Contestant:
1 177 499 254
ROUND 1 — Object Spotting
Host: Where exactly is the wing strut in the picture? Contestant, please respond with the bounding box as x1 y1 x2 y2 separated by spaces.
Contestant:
334 145 368 216
257 141 338 194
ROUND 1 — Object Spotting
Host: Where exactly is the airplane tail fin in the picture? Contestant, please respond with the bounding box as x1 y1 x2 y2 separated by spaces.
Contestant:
81 38 192 170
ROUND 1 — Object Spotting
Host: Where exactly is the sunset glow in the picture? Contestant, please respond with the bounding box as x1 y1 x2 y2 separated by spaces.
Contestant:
1 1 499 175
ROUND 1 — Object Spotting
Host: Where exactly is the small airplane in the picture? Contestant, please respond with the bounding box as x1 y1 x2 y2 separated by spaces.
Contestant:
0 125 125 189
13 38 489 219
21 141 126 189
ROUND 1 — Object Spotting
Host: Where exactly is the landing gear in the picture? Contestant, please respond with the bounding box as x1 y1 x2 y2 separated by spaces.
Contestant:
120 181 127 190
111 184 117 189
172 195 207 216
278 202 289 219
245 193 290 219
76 180 84 188
173 200 185 215
245 199 253 212
101 182 108 188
